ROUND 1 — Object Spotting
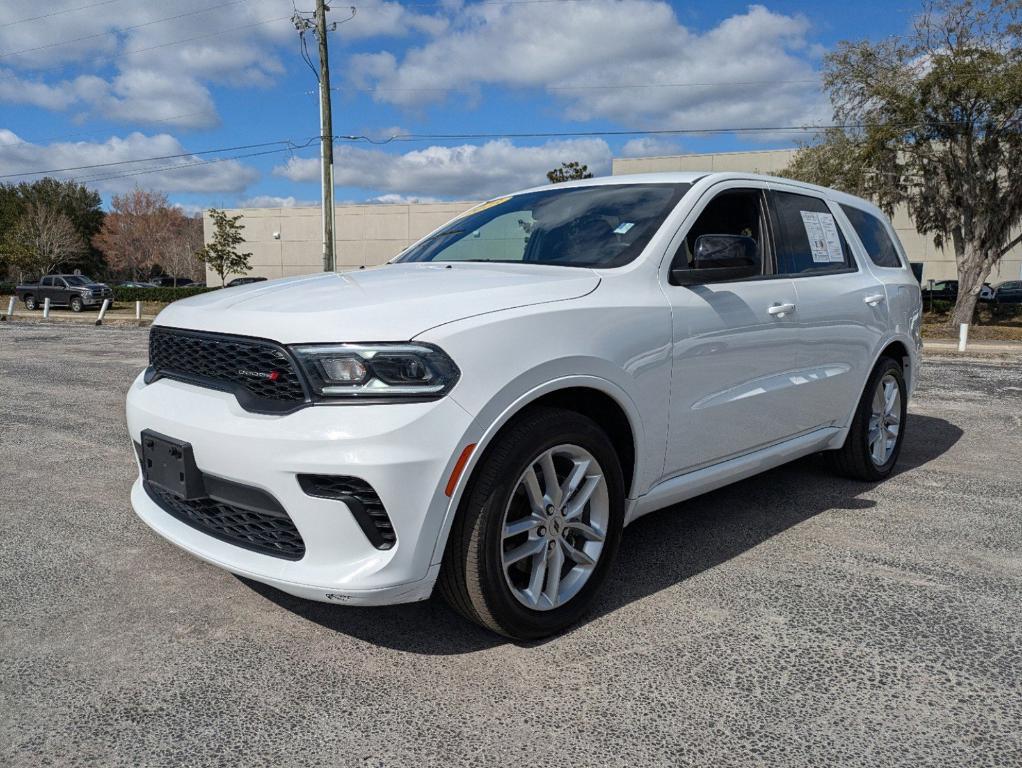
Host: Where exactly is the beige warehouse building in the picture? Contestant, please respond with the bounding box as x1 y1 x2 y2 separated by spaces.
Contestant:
205 149 1022 285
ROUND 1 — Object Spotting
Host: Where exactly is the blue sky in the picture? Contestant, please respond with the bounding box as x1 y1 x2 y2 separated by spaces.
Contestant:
0 0 917 210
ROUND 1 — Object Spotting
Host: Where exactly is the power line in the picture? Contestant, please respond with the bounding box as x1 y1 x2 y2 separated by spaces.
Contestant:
0 110 221 149
0 0 125 28
0 138 314 180
121 15 293 57
71 145 302 185
327 78 821 95
0 0 250 60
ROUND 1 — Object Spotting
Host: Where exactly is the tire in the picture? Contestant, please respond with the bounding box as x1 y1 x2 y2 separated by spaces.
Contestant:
439 407 625 640
69 296 83 312
24 295 37 311
828 356 907 481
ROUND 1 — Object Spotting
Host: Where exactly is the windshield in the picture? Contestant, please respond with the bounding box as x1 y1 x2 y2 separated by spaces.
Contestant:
64 276 95 286
395 183 691 269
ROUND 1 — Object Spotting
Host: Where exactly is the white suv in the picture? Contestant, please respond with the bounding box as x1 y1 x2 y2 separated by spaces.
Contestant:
126 173 922 639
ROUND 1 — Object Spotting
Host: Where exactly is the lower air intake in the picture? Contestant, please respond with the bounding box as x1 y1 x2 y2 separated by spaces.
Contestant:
297 475 396 550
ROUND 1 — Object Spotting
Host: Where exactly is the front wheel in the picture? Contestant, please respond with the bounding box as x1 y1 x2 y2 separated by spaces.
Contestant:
828 356 907 481
69 296 83 312
439 407 625 640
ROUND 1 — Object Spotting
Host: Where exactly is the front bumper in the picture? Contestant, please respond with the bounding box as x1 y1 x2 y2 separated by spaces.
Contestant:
125 372 474 605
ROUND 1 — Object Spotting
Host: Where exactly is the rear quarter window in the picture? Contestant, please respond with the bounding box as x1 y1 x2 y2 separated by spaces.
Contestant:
770 191 854 276
840 205 903 268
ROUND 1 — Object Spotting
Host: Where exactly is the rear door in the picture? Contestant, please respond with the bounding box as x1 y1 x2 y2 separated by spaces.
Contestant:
38 276 57 303
661 181 802 476
767 185 888 432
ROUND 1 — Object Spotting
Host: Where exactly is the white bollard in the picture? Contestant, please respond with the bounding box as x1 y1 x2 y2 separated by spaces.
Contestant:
95 298 110 325
135 300 142 321
958 322 969 352
43 297 51 318
2 296 14 321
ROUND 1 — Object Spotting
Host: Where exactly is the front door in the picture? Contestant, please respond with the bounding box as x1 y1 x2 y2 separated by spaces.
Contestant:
662 183 803 477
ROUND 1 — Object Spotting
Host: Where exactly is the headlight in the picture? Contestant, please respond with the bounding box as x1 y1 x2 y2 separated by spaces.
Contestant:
83 290 93 298
291 343 460 400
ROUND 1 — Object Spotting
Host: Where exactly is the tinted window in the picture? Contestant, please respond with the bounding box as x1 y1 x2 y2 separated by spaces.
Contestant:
396 184 690 269
840 205 902 268
771 191 853 275
64 275 93 286
40 277 53 286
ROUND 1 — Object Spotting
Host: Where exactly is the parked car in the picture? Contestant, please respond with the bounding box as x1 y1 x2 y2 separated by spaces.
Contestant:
921 279 994 303
16 274 113 312
127 173 921 639
226 276 267 287
992 280 1022 304
151 276 195 287
119 281 158 289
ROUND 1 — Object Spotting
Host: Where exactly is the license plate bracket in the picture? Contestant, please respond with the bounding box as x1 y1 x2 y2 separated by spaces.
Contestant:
141 429 205 499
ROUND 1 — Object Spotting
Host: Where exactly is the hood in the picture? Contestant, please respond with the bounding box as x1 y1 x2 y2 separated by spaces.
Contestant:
154 262 600 343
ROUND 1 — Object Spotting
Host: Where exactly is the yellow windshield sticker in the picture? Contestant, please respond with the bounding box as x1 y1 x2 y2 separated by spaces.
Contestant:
459 195 512 218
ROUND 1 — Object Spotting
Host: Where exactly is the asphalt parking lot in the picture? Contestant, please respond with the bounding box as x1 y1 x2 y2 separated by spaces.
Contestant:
1 323 1020 767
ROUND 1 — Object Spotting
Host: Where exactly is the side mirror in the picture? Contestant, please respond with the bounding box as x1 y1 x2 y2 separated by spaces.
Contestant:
671 234 760 286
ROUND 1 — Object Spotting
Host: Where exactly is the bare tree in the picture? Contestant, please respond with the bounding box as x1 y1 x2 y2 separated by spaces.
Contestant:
159 214 205 284
92 188 176 280
0 201 85 277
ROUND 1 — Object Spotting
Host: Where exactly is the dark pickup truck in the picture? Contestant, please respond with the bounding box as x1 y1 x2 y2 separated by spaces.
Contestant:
16 274 114 312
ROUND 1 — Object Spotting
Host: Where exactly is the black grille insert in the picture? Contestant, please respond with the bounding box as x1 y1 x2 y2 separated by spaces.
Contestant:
149 326 307 412
144 477 306 560
298 475 396 550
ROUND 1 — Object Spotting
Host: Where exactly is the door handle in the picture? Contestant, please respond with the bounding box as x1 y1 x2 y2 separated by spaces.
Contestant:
864 294 886 306
767 303 796 318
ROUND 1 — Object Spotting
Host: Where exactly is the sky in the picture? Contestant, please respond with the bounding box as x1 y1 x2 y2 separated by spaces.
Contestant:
0 0 919 210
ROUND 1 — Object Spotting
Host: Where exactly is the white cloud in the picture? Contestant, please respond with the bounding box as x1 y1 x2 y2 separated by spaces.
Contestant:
350 1 825 131
368 193 442 204
0 129 259 195
273 138 613 199
0 0 440 129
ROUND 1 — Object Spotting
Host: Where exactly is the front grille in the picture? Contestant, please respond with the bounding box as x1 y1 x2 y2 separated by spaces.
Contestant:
144 481 306 560
298 475 396 549
149 326 307 410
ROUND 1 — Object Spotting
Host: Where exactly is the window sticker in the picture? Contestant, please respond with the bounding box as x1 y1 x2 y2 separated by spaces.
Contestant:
613 222 635 234
800 211 844 263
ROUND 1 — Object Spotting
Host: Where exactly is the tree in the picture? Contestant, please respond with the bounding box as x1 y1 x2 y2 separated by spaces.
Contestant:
93 189 177 280
159 214 205 284
781 0 1022 327
1 178 104 276
547 162 594 184
0 202 85 277
195 208 252 286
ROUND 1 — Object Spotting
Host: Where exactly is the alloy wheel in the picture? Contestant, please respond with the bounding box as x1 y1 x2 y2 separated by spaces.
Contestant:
867 373 901 466
500 444 609 611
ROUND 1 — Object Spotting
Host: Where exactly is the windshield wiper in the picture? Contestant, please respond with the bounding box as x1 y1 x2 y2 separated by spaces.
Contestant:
424 228 466 240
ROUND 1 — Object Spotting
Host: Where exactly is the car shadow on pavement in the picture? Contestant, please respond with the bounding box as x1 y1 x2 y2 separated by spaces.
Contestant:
240 414 962 654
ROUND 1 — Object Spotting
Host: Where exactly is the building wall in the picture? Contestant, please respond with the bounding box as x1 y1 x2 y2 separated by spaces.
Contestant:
206 150 1022 285
203 201 479 284
613 149 1022 284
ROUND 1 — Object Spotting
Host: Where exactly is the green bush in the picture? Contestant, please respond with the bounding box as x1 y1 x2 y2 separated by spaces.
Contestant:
0 282 14 295
112 286 219 303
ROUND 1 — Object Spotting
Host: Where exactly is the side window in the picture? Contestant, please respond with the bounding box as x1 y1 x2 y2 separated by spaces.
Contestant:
840 205 902 268
40 277 53 286
771 191 853 276
673 188 767 273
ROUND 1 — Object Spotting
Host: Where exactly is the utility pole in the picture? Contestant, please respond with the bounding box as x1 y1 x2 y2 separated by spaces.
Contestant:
315 0 335 273
294 2 344 272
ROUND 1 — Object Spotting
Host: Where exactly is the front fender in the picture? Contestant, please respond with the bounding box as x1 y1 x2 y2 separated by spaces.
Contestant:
428 372 646 567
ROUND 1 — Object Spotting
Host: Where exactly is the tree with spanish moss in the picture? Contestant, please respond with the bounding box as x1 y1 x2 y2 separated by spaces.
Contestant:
781 0 1022 327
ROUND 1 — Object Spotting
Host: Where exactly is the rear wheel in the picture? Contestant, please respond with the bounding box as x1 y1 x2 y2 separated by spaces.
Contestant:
69 296 83 312
439 407 624 640
23 295 37 311
828 357 907 481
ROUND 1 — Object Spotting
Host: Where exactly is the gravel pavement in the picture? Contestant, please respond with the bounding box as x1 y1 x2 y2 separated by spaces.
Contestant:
1 323 1020 767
